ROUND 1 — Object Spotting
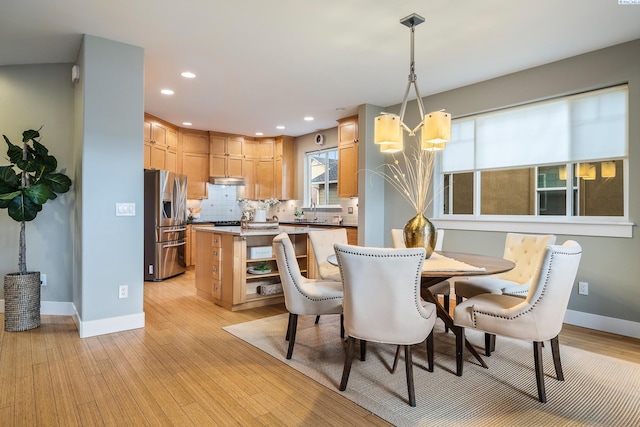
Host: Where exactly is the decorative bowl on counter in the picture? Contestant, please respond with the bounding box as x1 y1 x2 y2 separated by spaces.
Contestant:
247 267 272 275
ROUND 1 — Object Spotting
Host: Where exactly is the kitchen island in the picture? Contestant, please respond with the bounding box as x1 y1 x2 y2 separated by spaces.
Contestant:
195 225 323 311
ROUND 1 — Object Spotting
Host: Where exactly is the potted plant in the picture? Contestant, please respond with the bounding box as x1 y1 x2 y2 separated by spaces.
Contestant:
0 128 72 331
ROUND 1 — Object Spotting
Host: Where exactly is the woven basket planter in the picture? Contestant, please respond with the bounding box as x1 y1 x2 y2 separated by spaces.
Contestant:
4 272 41 332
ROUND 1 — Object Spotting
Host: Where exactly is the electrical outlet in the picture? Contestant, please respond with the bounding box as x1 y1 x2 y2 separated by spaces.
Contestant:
41 273 47 286
578 281 589 295
119 285 129 299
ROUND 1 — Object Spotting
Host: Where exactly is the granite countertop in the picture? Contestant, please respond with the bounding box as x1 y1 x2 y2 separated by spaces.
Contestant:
279 221 358 228
194 225 328 236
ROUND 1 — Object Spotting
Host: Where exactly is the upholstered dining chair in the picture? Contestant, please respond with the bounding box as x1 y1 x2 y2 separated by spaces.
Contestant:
392 228 451 329
454 232 556 355
308 228 349 282
334 243 437 407
273 233 343 360
453 240 582 403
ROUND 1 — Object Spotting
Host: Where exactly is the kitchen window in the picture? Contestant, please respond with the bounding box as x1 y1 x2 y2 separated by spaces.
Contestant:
306 148 339 206
436 85 631 237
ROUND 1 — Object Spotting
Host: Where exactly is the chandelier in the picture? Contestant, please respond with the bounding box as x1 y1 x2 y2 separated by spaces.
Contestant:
374 13 451 153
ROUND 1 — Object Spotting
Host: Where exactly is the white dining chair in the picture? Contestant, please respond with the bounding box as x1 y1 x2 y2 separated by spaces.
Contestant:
273 233 343 359
308 228 348 282
335 243 437 407
454 240 582 403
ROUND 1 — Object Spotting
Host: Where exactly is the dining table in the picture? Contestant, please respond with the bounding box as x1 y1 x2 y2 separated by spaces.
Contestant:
327 250 515 376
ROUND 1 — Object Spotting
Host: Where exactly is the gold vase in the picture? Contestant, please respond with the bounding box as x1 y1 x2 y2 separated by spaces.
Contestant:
403 213 437 259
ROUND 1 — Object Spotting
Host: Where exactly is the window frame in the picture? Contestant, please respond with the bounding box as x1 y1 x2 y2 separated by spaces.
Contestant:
304 147 340 208
433 85 633 238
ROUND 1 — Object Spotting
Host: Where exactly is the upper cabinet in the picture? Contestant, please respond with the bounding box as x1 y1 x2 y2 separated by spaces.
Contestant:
210 133 244 179
144 114 178 173
274 136 295 200
181 129 210 199
337 115 359 198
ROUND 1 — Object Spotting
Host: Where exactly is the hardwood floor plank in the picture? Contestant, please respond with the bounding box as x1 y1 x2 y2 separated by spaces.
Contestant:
32 362 59 427
14 373 36 426
46 345 82 426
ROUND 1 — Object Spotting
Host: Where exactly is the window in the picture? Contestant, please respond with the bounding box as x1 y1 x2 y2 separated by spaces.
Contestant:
436 85 630 237
306 148 338 206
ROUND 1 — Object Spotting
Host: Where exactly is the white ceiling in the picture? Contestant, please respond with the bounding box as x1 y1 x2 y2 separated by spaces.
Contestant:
2 1 640 137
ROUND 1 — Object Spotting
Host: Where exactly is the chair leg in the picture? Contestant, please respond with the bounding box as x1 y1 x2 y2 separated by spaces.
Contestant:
426 330 434 372
456 296 463 305
455 326 465 376
550 335 564 381
339 337 356 391
484 333 496 356
285 313 293 341
315 315 320 324
391 345 401 373
404 345 416 407
533 341 547 403
360 340 367 361
286 314 298 360
443 296 450 333
340 314 345 339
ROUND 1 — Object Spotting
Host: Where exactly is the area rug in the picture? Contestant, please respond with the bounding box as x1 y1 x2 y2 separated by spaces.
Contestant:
224 314 640 427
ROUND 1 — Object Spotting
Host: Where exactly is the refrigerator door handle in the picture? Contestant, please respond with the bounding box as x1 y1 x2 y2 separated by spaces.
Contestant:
163 227 187 233
163 241 187 249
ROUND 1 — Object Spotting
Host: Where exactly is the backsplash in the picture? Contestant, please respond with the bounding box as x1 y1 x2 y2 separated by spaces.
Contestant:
188 183 359 226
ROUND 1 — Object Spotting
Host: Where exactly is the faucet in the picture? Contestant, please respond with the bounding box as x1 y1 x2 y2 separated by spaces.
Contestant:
310 201 318 221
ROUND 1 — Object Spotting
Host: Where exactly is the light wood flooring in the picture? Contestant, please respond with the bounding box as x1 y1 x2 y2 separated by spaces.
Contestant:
1 270 639 426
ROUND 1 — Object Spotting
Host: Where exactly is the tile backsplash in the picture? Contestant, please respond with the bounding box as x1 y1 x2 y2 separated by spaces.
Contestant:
188 183 358 226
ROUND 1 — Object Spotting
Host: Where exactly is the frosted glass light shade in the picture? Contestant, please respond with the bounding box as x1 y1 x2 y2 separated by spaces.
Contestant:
559 166 567 180
422 111 451 145
379 135 404 153
577 163 596 180
374 114 402 145
601 161 616 178
421 141 445 151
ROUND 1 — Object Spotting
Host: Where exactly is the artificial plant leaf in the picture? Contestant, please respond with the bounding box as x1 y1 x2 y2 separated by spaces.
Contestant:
22 129 40 142
7 193 41 222
4 137 25 166
43 173 72 194
24 183 52 204
0 165 20 187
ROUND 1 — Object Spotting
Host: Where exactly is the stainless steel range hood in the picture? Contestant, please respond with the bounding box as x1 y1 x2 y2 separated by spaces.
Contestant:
208 176 246 186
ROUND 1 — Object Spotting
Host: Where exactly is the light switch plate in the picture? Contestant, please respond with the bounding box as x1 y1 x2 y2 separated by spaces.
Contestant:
116 203 136 216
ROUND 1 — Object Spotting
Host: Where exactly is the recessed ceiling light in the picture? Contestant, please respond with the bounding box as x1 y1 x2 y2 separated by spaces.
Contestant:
160 89 174 95
276 125 285 130
255 132 264 136
304 116 314 121
182 122 192 126
181 71 196 78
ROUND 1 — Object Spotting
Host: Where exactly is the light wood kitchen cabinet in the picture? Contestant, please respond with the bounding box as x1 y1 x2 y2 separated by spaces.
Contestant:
210 133 244 179
274 136 295 200
144 114 177 171
181 129 210 199
195 228 309 311
337 115 359 198
256 158 274 199
185 224 198 267
241 157 257 200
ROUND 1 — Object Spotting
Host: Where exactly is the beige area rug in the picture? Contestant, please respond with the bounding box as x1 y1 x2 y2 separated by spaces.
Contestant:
224 313 640 427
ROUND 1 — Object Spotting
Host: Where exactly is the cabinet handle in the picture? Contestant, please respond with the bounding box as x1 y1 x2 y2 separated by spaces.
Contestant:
213 266 218 273
213 250 218 257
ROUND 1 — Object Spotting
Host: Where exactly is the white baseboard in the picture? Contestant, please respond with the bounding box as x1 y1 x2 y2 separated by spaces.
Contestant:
564 309 640 339
75 310 145 338
0 299 75 315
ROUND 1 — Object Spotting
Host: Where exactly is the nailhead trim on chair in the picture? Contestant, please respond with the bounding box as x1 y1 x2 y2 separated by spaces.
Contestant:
470 250 582 326
335 247 433 321
277 238 342 303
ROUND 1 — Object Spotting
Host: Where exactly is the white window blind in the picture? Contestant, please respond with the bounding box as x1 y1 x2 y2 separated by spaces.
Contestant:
442 85 628 172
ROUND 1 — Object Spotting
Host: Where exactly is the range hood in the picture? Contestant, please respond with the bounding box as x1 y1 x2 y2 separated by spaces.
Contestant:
209 177 246 186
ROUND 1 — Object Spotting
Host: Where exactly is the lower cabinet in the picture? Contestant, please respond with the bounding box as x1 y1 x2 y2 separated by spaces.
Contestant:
195 230 309 311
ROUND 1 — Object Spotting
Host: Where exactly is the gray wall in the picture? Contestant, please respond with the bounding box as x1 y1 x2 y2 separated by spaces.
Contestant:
0 64 75 303
375 39 640 325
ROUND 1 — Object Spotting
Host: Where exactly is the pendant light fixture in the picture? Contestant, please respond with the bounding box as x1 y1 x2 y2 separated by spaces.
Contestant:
374 13 451 153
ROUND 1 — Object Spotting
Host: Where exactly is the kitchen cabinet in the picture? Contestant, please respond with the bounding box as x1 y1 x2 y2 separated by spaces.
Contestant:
195 227 310 311
185 224 198 267
241 138 275 199
181 129 209 199
144 114 177 171
209 133 244 179
274 136 295 200
255 158 274 199
337 115 359 198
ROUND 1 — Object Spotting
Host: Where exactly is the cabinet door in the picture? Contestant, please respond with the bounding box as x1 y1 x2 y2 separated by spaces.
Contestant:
256 138 274 159
210 155 226 177
274 156 283 200
338 142 358 198
182 131 209 154
256 159 274 199
144 142 152 169
241 158 257 200
151 122 167 146
227 136 244 157
166 148 177 173
183 152 208 199
227 156 244 178
209 134 226 156
167 128 178 150
150 144 166 170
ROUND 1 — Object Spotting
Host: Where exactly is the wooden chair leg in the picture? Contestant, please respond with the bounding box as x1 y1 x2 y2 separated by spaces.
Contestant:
315 315 320 324
404 345 416 407
455 326 465 376
360 340 367 361
286 314 298 359
426 330 434 372
443 296 450 333
339 337 356 391
391 345 401 373
533 341 547 403
550 335 564 381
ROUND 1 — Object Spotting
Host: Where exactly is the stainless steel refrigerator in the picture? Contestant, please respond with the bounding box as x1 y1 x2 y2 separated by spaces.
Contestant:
144 170 188 281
